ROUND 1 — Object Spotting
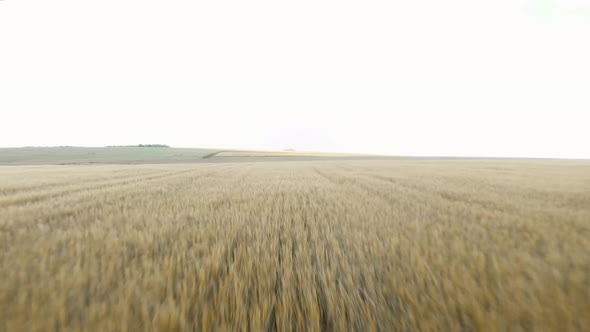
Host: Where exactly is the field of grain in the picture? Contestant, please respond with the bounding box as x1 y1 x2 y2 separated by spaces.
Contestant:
1 160 589 331
210 150 366 158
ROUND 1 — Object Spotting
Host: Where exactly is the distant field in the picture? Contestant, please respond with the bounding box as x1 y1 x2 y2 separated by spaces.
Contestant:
1 160 589 331
0 147 219 165
0 147 381 165
209 150 367 158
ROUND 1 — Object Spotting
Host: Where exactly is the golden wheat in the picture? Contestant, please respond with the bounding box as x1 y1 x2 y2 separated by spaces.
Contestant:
1 160 589 331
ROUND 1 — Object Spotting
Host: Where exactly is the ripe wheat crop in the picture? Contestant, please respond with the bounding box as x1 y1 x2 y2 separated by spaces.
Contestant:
1 160 589 331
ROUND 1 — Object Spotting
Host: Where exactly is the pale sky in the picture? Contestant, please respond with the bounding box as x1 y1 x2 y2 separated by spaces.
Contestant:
1 0 589 158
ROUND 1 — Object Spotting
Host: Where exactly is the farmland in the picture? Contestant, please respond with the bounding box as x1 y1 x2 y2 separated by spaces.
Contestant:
207 150 367 158
1 160 589 331
0 147 379 165
0 147 218 165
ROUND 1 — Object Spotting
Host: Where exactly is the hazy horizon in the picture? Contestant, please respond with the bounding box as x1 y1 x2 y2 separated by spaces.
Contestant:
1 0 589 159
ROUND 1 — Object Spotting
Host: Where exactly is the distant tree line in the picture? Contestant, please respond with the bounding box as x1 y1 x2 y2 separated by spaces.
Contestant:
137 144 170 148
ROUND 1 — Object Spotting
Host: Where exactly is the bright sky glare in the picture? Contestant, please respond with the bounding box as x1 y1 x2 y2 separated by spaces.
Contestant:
1 0 589 158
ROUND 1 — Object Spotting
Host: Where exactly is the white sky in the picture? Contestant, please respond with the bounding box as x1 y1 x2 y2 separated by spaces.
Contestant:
1 0 589 158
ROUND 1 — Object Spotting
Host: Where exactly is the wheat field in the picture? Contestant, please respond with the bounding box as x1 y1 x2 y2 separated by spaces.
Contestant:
210 151 364 158
1 160 589 331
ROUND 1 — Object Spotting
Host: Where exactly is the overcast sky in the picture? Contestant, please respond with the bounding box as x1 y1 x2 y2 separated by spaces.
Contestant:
1 0 589 158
